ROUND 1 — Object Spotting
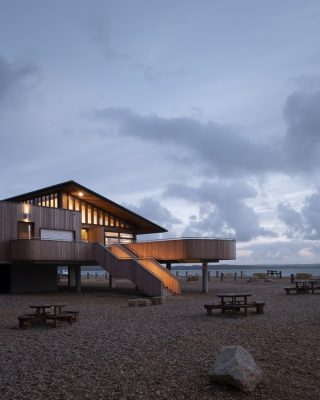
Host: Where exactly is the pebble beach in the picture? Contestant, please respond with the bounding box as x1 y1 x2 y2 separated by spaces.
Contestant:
1 277 319 400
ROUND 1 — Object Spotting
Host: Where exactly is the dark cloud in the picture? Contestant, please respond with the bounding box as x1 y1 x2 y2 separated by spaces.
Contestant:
123 197 181 232
164 181 276 241
94 107 280 177
0 55 38 103
278 190 320 240
283 90 320 172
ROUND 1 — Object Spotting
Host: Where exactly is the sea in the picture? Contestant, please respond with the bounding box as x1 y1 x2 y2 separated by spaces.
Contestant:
59 264 320 278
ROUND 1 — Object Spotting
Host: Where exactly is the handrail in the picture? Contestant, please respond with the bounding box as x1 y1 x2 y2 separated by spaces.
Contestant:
138 258 181 295
133 236 235 243
112 244 181 295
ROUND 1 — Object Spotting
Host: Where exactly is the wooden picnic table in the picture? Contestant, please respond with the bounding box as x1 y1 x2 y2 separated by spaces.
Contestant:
204 293 264 316
18 304 79 329
217 293 252 305
30 304 66 316
292 281 310 293
266 270 282 278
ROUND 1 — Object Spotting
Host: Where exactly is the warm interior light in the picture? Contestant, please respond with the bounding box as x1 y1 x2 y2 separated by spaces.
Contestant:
23 204 31 214
78 192 84 197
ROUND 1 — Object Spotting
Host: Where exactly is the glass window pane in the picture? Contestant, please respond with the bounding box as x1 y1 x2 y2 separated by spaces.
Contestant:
87 205 92 224
81 203 86 223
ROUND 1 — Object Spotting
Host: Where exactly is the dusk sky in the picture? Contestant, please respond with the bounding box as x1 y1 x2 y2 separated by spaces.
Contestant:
1 1 320 264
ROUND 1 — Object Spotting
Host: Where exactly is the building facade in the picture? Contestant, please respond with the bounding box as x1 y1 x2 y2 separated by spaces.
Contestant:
0 181 236 295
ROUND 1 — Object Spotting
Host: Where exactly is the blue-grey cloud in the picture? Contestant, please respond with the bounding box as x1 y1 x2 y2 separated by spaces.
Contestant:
164 181 277 241
123 197 181 232
0 55 38 103
94 107 282 177
283 90 320 172
278 189 320 240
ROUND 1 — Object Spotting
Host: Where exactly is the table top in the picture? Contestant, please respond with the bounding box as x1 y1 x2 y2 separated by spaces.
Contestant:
30 304 67 308
216 293 252 298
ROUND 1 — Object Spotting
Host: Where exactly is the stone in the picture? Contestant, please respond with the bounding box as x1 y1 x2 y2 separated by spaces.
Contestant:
208 345 262 393
150 296 165 305
186 275 199 281
128 299 151 307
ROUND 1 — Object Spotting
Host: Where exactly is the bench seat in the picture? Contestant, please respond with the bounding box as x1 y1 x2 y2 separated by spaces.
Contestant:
61 310 80 322
46 314 73 328
204 302 265 316
18 314 37 329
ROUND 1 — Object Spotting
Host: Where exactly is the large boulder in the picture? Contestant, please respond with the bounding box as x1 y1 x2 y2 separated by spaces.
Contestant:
208 345 262 393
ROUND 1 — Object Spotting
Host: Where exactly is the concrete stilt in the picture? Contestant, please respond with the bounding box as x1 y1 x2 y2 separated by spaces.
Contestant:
166 262 172 271
68 265 76 288
75 265 81 293
202 262 208 293
109 274 113 289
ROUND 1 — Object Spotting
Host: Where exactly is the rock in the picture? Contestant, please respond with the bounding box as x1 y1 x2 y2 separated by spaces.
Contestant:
128 299 151 307
208 345 262 393
186 275 199 281
150 297 165 305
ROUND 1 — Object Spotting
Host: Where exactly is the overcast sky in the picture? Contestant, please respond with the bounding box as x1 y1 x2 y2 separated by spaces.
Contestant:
1 0 320 264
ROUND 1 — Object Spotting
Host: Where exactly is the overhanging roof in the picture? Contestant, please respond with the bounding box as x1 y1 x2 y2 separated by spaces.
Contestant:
3 180 167 235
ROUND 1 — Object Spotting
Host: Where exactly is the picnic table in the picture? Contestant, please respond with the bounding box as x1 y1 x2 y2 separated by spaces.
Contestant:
285 280 320 295
18 304 79 329
204 293 265 316
266 270 282 278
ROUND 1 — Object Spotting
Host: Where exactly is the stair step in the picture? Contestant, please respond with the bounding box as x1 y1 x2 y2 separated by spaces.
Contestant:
162 287 175 297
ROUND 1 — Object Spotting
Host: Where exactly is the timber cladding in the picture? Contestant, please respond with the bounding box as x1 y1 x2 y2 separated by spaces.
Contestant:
127 238 236 262
0 202 82 262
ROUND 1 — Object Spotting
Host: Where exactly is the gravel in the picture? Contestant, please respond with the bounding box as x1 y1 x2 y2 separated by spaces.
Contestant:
0 277 319 399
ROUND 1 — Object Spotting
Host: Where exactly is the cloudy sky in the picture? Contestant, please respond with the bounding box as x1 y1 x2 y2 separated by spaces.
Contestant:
1 0 320 264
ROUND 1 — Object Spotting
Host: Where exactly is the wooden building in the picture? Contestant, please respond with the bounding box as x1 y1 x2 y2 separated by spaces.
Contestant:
0 181 236 295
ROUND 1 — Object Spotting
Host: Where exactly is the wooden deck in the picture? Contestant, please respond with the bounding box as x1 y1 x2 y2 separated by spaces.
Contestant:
127 238 236 262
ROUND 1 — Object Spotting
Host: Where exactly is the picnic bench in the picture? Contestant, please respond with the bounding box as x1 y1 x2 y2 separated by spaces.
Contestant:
18 304 80 329
204 302 265 316
285 280 320 295
204 293 265 316
266 270 282 278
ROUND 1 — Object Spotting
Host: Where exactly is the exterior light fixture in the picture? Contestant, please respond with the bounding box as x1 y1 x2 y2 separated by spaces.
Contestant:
78 192 84 197
22 204 31 222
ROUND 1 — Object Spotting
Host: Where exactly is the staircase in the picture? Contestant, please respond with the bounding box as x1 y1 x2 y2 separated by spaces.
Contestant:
109 244 181 296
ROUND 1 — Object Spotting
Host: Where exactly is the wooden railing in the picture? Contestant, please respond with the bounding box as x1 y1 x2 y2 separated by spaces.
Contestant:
111 244 181 295
10 239 94 262
138 258 181 295
93 243 163 297
127 237 236 262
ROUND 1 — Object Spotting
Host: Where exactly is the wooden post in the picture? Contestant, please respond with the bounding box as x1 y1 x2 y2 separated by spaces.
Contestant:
202 262 208 293
105 272 108 280
68 265 76 287
234 272 237 281
216 271 219 278
109 274 113 289
208 270 210 281
75 265 81 293
290 274 294 283
87 273 89 279
240 271 244 279
166 262 172 271
221 273 224 282
279 271 282 279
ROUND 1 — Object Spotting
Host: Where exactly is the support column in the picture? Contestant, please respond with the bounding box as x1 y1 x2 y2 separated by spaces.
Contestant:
75 265 81 293
68 265 76 288
202 261 208 294
166 262 172 271
109 274 112 289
